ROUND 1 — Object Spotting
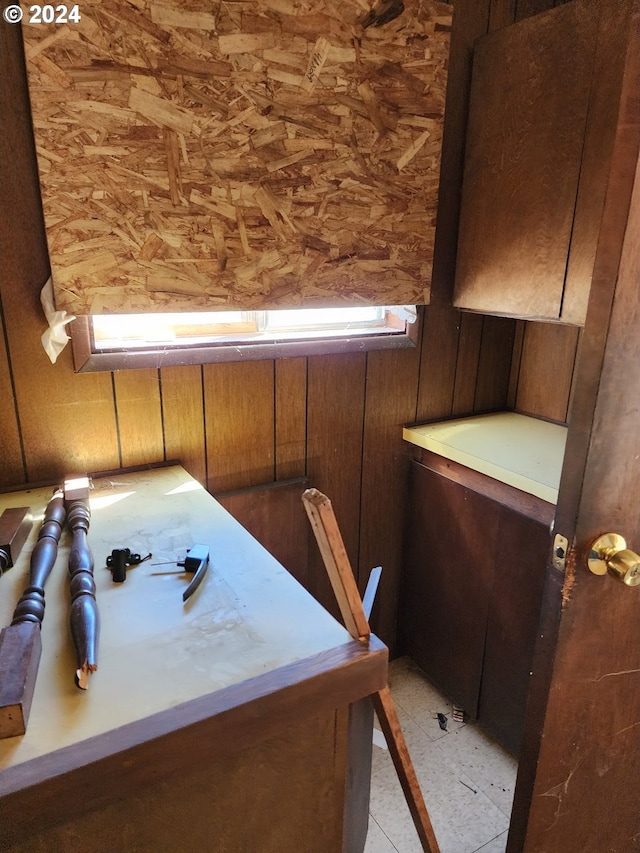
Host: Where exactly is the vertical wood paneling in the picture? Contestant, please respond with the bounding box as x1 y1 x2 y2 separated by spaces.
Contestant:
474 316 516 412
0 313 24 486
515 323 580 422
359 343 422 653
507 320 526 409
430 0 491 302
561 0 632 323
113 369 164 468
452 313 483 414
489 0 517 30
306 354 366 619
204 360 275 494
160 365 206 485
515 0 556 19
416 306 460 421
0 21 119 484
217 479 309 589
503 0 578 423
8 344 119 483
275 358 307 480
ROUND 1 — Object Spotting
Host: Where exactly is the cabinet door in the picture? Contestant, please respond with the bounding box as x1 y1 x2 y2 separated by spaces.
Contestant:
400 461 499 717
478 509 549 756
453 2 597 320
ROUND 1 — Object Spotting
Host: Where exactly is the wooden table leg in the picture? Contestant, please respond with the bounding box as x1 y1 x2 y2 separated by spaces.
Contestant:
0 490 66 738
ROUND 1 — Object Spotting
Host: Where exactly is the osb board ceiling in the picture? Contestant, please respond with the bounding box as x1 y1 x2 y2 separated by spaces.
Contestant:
23 0 452 315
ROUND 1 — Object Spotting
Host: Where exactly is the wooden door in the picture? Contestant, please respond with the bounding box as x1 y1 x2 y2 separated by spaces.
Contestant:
401 460 499 717
453 0 630 325
454 2 596 320
508 8 640 851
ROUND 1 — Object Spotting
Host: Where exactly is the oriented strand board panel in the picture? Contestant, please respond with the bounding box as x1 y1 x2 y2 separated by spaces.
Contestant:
22 0 452 315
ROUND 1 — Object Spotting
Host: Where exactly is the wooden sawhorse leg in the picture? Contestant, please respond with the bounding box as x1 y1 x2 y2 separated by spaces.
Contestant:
302 489 441 853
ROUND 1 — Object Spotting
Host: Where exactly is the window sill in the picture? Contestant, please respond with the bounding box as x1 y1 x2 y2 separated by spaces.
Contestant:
69 313 420 372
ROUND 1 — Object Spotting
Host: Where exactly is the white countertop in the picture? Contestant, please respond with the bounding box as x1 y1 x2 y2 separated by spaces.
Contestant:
403 412 567 504
0 466 350 772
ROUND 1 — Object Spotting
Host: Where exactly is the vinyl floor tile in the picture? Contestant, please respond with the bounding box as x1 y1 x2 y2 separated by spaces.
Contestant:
387 658 466 741
474 830 509 852
364 816 398 853
435 724 517 816
366 658 517 853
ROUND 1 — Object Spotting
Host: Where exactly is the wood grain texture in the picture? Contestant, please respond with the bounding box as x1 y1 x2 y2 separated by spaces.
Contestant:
4 711 346 853
303 488 370 643
515 0 563 19
160 364 206 484
0 318 24 487
113 369 164 468
402 454 552 756
454 2 597 318
478 509 549 756
488 0 517 30
506 320 525 410
451 312 483 414
430 0 491 303
204 360 275 493
561 0 633 323
306 353 365 618
359 342 421 653
0 636 387 847
217 478 309 588
372 686 441 853
510 4 640 846
415 449 555 525
0 508 32 569
416 305 459 421
400 460 498 716
0 623 42 741
22 0 451 315
515 322 579 423
1 24 119 485
343 699 374 853
275 357 307 480
473 315 516 412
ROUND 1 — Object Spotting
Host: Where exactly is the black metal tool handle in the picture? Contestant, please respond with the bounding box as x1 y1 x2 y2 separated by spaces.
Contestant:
181 544 210 602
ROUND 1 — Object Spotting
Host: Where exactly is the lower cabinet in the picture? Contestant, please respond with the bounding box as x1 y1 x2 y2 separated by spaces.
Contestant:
399 454 553 756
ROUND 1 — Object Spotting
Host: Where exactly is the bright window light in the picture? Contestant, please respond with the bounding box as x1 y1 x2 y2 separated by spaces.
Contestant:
91 306 415 351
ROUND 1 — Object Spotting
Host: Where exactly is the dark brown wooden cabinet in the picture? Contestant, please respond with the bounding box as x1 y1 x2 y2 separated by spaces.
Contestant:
400 453 553 756
453 0 631 325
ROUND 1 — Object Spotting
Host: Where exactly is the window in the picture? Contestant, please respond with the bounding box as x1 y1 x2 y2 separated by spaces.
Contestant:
70 305 418 372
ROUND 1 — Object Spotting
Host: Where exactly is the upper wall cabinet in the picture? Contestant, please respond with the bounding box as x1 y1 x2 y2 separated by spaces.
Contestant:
453 0 631 324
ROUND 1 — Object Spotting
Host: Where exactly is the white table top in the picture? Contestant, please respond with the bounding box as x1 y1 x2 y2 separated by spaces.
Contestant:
403 412 567 504
0 466 350 774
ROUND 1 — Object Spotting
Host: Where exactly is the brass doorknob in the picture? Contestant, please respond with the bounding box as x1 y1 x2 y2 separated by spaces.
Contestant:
587 534 640 586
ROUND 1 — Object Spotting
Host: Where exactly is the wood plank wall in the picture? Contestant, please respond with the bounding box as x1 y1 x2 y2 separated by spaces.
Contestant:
0 2 578 654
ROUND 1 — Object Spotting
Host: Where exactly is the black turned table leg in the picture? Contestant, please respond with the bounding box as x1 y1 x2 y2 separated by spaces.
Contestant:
0 490 66 738
64 478 99 691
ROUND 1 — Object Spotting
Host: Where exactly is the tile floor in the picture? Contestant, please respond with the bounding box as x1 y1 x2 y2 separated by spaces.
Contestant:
365 658 518 853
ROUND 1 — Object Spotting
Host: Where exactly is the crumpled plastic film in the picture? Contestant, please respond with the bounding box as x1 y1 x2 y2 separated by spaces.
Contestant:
388 305 418 324
40 277 76 364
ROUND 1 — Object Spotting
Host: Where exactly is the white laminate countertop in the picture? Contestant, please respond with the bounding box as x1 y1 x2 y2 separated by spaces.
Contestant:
0 466 351 774
403 412 567 504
